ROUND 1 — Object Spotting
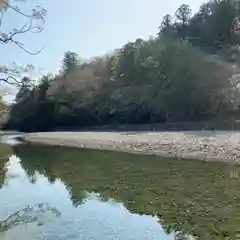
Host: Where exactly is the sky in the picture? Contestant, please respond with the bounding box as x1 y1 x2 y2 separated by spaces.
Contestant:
0 0 206 101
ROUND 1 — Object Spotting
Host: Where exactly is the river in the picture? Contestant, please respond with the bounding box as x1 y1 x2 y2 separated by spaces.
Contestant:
0 134 239 240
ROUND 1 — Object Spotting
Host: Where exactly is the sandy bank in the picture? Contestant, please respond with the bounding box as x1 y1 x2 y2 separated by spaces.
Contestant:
22 131 240 165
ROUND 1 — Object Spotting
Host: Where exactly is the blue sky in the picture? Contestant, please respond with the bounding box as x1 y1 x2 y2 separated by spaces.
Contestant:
1 0 206 74
1 0 205 101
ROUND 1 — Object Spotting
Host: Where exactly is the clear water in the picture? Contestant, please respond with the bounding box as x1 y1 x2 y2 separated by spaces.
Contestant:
0 140 239 240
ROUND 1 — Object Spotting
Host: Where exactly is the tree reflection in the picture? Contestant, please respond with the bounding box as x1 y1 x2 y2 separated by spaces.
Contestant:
0 144 12 188
0 144 61 233
14 144 240 240
0 203 61 232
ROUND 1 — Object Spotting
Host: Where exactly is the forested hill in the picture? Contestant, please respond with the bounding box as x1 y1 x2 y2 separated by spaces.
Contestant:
5 0 240 132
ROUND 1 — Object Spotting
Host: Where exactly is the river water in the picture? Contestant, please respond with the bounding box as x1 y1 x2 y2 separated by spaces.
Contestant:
0 135 239 240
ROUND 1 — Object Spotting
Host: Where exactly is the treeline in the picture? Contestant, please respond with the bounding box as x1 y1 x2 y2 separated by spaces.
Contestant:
5 0 240 131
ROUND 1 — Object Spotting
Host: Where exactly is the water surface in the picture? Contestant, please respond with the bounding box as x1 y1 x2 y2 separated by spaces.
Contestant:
0 142 239 240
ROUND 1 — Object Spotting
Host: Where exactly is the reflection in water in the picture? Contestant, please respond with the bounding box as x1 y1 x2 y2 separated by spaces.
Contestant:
0 145 174 240
0 144 12 188
13 144 240 240
0 203 61 232
0 143 239 239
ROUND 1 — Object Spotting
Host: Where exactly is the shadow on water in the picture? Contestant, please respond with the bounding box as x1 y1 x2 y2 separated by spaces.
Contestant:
8 144 240 240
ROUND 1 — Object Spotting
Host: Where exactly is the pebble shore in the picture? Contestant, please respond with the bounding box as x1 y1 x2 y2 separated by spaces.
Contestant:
22 131 240 165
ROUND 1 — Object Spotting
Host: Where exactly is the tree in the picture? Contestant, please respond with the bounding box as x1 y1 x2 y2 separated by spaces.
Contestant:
0 0 47 86
174 4 192 40
158 14 174 38
61 51 80 77
175 4 192 24
15 76 32 102
6 74 55 131
206 0 240 49
180 1 240 53
51 51 80 125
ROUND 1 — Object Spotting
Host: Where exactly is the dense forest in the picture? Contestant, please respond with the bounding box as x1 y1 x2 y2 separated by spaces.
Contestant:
5 0 240 131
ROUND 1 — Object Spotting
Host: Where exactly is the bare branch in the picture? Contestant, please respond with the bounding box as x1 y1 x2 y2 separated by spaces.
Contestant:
0 63 36 87
0 11 4 27
0 16 43 54
0 75 21 86
12 39 43 55
0 0 46 50
0 22 31 43
7 2 32 18
2 0 46 19
0 0 46 87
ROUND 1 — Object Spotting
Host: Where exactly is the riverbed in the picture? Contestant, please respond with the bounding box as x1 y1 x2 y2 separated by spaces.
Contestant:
22 131 240 164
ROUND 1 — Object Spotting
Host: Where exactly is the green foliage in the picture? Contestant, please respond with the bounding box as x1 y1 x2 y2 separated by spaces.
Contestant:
158 14 174 38
61 51 80 76
6 0 240 131
158 0 240 53
0 143 12 188
175 4 192 24
7 75 55 131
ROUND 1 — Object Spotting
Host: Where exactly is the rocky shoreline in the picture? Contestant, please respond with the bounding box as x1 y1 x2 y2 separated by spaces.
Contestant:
21 131 240 165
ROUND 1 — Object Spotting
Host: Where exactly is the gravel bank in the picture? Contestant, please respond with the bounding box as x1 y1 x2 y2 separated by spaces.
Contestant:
22 131 240 165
